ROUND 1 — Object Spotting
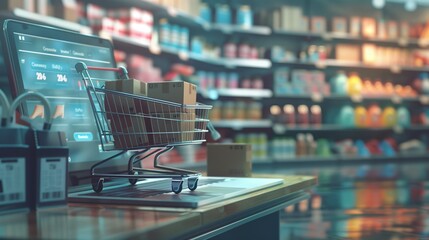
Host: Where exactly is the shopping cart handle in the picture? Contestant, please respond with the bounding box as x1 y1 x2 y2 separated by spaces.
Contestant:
207 121 221 141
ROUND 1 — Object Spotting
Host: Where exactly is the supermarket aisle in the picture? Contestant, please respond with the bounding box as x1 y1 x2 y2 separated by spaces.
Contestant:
254 162 429 239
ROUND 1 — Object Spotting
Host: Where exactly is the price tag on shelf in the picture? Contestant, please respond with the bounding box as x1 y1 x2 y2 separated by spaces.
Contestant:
393 125 403 134
418 39 429 48
311 93 323 102
350 94 363 103
391 95 402 104
398 38 409 47
315 61 326 69
390 65 401 73
419 95 429 105
178 51 189 61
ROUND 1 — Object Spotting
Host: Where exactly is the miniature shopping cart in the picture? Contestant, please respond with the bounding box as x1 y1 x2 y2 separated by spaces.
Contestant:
75 62 215 194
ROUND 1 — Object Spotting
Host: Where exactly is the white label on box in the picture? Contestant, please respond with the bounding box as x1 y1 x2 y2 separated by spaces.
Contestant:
39 157 67 203
0 158 26 206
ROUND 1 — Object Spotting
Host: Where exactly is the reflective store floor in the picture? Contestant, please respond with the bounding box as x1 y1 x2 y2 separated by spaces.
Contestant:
257 162 429 240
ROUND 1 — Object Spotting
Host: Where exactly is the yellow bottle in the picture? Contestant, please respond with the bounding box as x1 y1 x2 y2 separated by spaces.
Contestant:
381 106 397 127
347 72 363 96
355 106 367 127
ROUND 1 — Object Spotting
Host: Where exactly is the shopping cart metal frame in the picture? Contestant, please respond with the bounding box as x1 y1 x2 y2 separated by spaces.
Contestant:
75 62 212 194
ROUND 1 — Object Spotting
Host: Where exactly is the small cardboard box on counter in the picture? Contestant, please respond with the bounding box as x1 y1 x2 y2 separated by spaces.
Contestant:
146 81 196 113
150 112 195 145
207 143 252 177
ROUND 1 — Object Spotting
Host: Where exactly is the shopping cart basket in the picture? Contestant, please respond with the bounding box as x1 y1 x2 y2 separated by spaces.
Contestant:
75 62 215 194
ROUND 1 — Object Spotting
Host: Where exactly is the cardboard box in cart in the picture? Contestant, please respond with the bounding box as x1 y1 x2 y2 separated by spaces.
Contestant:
150 112 196 145
146 81 197 113
207 144 252 177
104 79 149 149
145 81 197 144
104 79 147 113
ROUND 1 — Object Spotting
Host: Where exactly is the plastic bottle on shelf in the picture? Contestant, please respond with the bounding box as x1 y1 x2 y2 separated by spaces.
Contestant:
381 106 397 127
210 101 222 121
296 133 307 156
385 82 395 96
228 73 239 88
419 73 429 94
215 4 232 24
216 72 228 89
236 5 253 28
258 134 268 160
347 72 363 96
224 41 237 58
170 24 180 49
310 105 322 125
179 27 189 51
235 101 246 119
252 77 264 89
330 71 348 95
396 106 411 127
305 133 316 156
297 105 309 125
362 79 374 97
159 18 171 48
338 105 355 126
366 104 382 127
206 72 215 89
241 78 252 88
270 105 282 123
283 104 296 125
197 71 207 90
355 106 368 127
248 102 262 120
222 101 235 119
191 37 204 54
316 139 331 157
238 42 251 59
199 3 212 23
250 46 259 59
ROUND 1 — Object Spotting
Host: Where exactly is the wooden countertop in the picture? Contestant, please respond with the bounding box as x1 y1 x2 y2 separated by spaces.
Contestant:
0 175 317 239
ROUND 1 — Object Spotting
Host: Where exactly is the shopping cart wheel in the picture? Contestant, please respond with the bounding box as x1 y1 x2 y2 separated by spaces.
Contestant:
92 177 104 193
172 179 183 194
187 177 199 191
128 170 138 185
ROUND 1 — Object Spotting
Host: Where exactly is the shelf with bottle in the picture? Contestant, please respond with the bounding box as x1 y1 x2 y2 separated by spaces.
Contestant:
111 33 272 69
268 99 429 134
269 132 429 163
272 68 429 105
81 0 271 35
272 59 429 73
268 94 421 104
271 124 401 134
272 30 426 48
260 3 429 47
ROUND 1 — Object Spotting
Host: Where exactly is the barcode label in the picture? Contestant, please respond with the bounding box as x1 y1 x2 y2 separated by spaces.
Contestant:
0 157 26 206
41 191 63 200
39 157 66 203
